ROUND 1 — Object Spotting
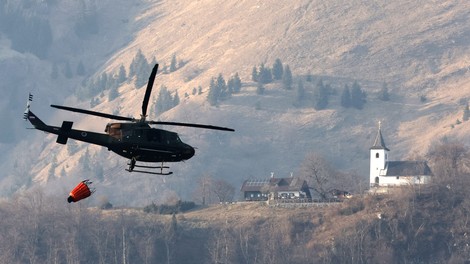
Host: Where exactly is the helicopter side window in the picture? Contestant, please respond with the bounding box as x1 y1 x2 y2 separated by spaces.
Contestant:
122 129 132 138
161 133 173 144
106 123 122 140
167 133 181 144
134 129 144 138
147 130 162 143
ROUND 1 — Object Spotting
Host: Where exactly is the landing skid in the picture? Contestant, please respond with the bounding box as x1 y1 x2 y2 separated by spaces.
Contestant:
126 159 173 175
126 169 173 175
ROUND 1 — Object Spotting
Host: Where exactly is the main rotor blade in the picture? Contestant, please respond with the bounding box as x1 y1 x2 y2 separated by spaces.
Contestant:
147 121 235 132
51 105 134 121
142 64 159 118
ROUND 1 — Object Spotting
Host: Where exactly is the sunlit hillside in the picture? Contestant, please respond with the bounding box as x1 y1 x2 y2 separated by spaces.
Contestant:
1 0 470 205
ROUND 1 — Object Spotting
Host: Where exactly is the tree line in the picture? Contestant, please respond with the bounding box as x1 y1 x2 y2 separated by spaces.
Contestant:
0 0 102 59
208 58 381 111
0 1 53 59
0 141 469 263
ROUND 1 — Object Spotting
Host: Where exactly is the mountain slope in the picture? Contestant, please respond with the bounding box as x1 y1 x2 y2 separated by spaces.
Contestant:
4 0 470 205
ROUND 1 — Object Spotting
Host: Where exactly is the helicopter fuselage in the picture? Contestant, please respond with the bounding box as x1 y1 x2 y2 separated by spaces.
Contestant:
104 122 195 162
26 111 195 163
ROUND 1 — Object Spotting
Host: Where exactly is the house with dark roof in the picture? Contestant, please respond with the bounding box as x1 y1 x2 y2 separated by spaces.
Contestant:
369 122 432 188
240 176 311 201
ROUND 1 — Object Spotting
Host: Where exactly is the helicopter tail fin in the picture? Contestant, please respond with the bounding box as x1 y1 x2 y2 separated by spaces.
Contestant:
25 110 47 129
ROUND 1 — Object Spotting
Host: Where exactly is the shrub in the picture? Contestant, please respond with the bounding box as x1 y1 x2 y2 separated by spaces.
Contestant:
143 200 196 214
338 199 364 216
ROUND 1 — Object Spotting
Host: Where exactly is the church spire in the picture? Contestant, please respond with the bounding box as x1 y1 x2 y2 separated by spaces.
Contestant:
371 121 389 150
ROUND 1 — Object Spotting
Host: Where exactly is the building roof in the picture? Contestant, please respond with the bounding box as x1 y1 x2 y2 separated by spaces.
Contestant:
240 177 308 192
371 127 390 151
385 161 432 176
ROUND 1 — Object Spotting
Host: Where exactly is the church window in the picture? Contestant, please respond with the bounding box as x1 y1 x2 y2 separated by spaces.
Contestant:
376 153 379 158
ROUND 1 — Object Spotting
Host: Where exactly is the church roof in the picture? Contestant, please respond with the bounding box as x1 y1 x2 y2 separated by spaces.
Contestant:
370 127 390 151
385 161 432 176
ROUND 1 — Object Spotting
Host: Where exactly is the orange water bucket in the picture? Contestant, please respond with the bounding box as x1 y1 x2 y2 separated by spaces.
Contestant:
67 180 95 203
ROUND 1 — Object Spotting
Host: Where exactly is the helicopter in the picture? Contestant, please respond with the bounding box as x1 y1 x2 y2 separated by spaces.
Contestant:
24 64 234 175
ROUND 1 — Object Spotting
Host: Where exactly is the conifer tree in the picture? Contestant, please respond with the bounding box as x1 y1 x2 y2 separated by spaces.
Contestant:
98 72 108 91
173 90 180 106
463 103 469 121
258 63 272 84
155 85 174 115
117 65 127 84
227 78 234 95
48 156 57 178
313 79 328 110
341 84 351 108
129 49 146 78
294 79 305 106
207 78 219 106
129 57 136 78
76 60 85 76
108 85 119 101
251 66 259 82
256 82 265 95
232 72 242 93
134 56 150 88
272 58 283 80
282 65 293 90
67 140 79 155
227 73 241 95
351 81 367 109
216 74 228 100
170 54 177 72
74 1 99 37
80 148 91 172
378 82 390 101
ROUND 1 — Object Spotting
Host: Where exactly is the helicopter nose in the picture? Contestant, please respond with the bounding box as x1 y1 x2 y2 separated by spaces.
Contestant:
183 146 195 160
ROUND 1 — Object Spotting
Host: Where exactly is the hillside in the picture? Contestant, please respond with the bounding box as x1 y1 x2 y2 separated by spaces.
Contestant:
1 180 469 263
1 0 470 205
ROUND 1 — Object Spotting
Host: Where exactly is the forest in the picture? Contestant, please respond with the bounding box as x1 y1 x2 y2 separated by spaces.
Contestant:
0 141 469 264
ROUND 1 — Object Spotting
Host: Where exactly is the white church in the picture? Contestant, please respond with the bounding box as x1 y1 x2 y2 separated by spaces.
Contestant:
369 123 432 189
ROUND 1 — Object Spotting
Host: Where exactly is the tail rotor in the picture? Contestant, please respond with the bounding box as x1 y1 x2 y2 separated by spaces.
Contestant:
23 93 33 120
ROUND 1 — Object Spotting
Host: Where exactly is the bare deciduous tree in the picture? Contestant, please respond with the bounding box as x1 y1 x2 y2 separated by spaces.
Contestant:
192 174 215 205
427 141 469 181
299 152 336 199
164 214 178 264
212 179 235 203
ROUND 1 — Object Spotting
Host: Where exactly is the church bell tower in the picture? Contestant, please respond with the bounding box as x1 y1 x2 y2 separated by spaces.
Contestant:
370 122 389 187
